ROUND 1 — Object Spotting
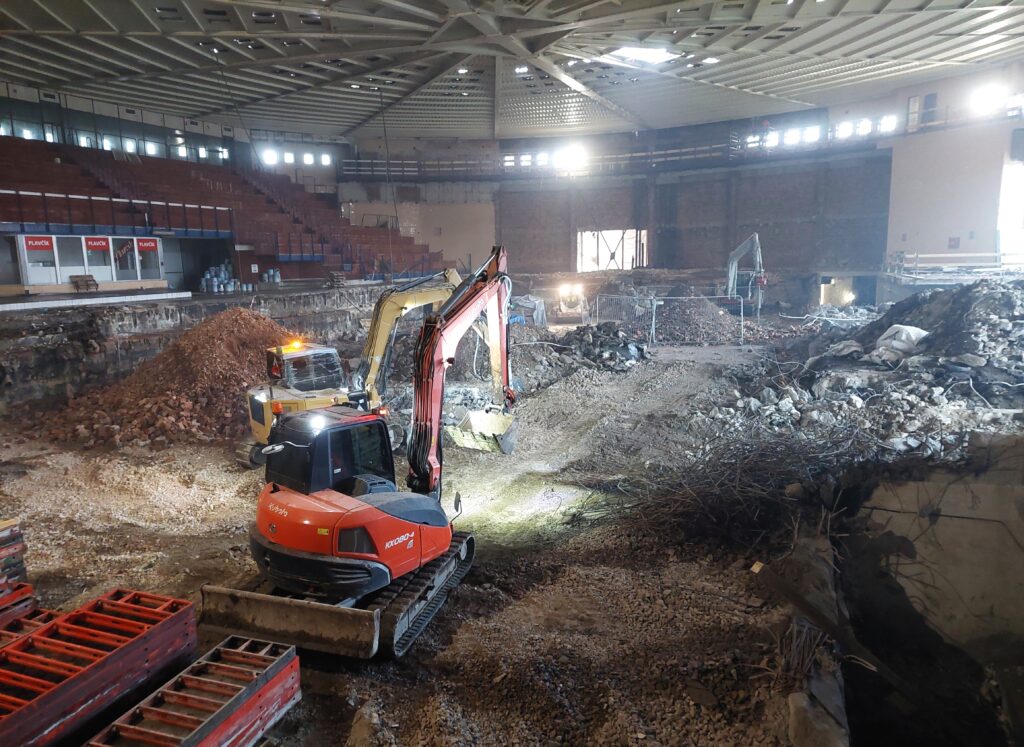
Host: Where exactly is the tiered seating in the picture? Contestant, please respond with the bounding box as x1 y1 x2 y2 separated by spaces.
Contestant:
236 168 443 276
0 135 445 279
0 137 141 231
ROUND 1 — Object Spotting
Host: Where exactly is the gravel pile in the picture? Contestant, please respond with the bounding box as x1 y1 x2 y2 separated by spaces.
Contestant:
46 308 294 448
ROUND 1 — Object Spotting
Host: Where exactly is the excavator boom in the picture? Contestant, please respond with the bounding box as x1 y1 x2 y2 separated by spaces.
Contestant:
407 246 516 497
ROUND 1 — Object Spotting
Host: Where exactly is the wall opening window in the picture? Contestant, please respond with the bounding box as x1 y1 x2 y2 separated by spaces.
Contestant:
320 153 331 166
303 153 314 165
576 229 648 272
283 152 295 164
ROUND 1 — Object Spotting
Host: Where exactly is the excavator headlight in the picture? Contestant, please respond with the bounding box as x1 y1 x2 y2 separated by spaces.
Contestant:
338 527 376 555
573 283 583 294
558 283 571 297
373 405 390 418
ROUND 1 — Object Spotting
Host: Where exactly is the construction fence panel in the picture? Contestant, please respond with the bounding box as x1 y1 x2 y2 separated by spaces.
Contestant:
594 295 657 342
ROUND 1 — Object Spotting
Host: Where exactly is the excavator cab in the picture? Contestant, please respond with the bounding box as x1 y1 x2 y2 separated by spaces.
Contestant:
266 344 347 392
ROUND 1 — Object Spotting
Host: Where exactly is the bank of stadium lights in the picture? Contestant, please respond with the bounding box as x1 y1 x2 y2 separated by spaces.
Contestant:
553 143 588 172
514 65 529 74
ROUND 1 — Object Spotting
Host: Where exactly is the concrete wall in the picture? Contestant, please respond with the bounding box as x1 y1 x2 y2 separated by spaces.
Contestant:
886 118 1020 266
0 287 380 411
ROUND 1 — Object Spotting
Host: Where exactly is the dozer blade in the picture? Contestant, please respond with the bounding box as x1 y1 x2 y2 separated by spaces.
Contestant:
444 409 518 454
199 585 380 659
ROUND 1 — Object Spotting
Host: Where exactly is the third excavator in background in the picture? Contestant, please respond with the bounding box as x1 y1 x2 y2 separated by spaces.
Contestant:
201 246 516 658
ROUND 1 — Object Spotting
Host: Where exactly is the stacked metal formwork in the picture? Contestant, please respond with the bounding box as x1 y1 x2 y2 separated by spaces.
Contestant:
0 589 198 746
88 636 301 747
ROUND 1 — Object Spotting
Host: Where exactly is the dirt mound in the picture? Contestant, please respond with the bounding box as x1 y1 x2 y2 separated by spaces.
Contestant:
47 308 294 447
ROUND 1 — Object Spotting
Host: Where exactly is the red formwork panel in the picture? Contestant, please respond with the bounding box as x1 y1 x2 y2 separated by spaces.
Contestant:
88 636 301 747
0 588 197 747
0 607 60 649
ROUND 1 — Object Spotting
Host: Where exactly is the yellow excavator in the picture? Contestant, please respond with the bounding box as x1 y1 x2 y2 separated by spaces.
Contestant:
235 269 462 468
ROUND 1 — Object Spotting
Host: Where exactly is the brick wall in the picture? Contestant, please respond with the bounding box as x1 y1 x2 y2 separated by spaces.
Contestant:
498 151 891 274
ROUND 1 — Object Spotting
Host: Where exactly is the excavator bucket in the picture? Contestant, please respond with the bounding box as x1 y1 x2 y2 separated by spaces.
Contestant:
199 585 381 659
444 409 518 454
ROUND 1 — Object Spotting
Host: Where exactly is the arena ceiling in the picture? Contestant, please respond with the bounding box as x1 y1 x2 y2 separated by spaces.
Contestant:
1 0 1023 139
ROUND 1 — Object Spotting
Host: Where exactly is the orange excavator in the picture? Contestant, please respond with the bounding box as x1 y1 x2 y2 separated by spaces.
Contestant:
201 246 515 658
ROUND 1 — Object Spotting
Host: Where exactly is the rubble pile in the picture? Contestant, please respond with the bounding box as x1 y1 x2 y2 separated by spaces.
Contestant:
709 281 1024 460
47 308 294 447
512 323 649 392
656 297 740 344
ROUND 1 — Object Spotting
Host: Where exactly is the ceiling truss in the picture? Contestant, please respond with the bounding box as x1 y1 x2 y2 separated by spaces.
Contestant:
0 0 1021 138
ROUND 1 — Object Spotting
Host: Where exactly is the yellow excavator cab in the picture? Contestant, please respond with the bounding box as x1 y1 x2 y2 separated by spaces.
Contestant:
236 270 463 468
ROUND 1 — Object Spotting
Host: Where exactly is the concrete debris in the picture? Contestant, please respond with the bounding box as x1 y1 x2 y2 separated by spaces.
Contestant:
511 322 650 394
656 297 740 345
721 281 1024 464
44 308 294 448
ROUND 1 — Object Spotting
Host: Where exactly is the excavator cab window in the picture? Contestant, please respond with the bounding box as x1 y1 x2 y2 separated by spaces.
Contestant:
284 352 345 392
329 422 394 494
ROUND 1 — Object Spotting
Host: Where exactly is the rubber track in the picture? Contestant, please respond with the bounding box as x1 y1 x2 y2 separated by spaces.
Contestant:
367 532 474 658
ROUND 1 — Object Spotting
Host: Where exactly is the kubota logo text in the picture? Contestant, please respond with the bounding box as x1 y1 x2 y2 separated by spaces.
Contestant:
385 532 414 550
267 503 289 517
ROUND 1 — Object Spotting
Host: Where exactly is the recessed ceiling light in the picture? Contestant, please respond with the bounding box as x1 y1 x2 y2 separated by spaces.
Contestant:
703 56 720 64
515 65 529 74
350 84 360 89
457 67 468 74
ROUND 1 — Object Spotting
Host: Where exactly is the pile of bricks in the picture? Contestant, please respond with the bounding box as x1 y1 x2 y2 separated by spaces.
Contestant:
45 308 295 448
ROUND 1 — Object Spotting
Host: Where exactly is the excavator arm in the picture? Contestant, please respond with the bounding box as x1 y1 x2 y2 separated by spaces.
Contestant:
353 268 462 408
407 246 515 498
